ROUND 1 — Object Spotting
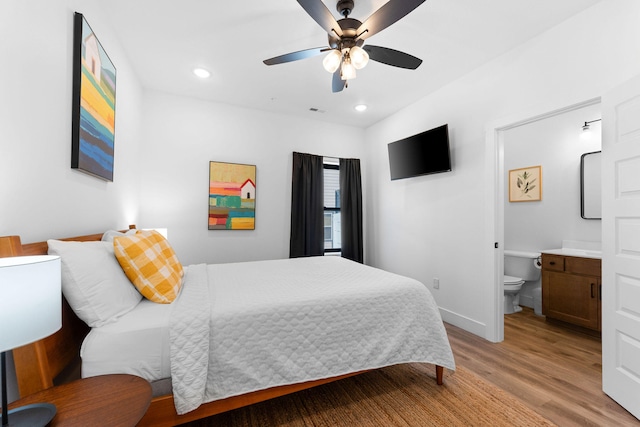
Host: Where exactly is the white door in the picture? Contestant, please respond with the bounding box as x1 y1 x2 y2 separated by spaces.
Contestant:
601 74 640 420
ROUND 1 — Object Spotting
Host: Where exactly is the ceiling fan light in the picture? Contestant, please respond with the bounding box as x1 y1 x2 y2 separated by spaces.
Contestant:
350 46 369 70
341 60 356 80
323 50 342 73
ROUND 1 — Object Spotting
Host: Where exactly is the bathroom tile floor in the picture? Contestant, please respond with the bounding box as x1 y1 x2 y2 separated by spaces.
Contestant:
445 308 639 427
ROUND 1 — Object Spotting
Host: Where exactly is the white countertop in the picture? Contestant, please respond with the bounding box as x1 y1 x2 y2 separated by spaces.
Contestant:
541 248 602 259
541 240 602 259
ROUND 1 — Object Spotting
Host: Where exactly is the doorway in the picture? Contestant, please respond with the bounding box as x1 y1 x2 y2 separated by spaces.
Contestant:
503 103 601 317
486 97 601 342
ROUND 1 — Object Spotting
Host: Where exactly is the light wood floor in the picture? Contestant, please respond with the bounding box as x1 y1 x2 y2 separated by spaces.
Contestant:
445 308 639 426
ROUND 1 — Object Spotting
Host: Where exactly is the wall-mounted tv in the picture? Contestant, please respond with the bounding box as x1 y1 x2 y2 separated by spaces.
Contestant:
387 124 452 180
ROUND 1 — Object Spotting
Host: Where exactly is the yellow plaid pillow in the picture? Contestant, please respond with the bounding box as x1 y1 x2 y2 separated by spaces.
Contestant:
113 230 184 303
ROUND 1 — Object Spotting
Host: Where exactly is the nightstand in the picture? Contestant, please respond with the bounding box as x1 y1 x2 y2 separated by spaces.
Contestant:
8 374 151 426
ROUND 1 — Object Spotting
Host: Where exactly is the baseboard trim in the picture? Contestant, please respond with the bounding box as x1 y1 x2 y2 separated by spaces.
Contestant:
439 308 487 338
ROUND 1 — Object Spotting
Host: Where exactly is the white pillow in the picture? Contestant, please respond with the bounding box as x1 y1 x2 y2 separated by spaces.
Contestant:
101 229 137 242
47 240 142 327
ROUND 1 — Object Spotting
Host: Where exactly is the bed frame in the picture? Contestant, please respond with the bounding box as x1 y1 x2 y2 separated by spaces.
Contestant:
0 228 444 426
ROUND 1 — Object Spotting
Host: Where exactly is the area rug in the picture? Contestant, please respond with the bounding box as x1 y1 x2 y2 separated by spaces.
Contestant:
178 363 557 426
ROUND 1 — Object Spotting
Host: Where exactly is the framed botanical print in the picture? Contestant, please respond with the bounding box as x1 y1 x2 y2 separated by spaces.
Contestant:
509 165 542 202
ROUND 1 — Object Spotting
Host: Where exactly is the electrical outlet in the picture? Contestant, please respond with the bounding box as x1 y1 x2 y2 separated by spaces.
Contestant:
433 278 440 289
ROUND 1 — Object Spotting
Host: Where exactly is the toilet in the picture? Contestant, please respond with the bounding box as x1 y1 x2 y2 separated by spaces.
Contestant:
503 250 541 314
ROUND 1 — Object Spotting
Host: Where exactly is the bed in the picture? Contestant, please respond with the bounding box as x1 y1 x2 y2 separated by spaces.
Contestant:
0 227 455 426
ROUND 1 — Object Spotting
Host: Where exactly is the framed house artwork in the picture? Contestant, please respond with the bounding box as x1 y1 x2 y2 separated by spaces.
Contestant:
71 12 117 181
209 162 256 230
509 165 542 202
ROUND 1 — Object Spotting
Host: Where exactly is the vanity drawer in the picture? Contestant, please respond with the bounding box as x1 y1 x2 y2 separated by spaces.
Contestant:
542 254 565 272
566 256 601 276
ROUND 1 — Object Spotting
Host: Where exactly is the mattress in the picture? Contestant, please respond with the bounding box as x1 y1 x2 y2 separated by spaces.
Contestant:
80 298 173 381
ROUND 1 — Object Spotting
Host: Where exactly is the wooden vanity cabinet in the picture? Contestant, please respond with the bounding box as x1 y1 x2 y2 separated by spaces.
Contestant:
541 253 601 331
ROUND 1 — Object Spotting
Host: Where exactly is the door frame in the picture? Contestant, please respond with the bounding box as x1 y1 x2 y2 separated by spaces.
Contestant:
484 97 601 342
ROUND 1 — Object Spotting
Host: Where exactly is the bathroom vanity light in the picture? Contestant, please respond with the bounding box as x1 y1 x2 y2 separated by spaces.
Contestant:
581 118 601 139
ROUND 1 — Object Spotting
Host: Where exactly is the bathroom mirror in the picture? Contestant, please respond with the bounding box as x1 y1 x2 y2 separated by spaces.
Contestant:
580 151 601 219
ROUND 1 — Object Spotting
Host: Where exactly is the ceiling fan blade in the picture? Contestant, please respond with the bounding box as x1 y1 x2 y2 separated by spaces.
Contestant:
356 0 426 41
263 47 328 65
332 70 346 93
297 0 343 37
363 45 422 69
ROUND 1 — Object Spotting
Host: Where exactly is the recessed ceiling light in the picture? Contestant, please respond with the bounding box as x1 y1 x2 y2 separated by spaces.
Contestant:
193 68 211 78
354 104 367 112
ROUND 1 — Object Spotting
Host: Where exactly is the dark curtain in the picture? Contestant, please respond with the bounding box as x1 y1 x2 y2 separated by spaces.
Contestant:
289 152 324 258
339 158 363 263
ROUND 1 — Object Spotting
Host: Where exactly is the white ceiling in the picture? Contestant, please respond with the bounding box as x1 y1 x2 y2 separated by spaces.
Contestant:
102 0 601 128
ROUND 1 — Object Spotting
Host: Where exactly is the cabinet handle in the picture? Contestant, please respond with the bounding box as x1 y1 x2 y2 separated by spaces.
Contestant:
549 261 556 265
599 284 602 301
591 283 595 299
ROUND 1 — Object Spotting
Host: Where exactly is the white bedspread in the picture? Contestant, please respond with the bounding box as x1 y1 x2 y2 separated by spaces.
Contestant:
170 256 455 415
170 263 211 414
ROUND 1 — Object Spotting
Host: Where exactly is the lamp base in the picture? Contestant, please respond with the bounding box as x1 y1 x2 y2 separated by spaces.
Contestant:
1 403 56 427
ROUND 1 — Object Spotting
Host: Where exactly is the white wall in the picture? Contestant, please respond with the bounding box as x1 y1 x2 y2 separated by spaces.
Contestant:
364 0 640 339
503 102 602 308
138 91 366 265
0 0 143 242
0 0 144 402
504 103 602 252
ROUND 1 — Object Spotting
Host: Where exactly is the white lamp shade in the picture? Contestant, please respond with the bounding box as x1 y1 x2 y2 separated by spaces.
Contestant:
323 50 342 73
0 255 61 353
350 46 369 70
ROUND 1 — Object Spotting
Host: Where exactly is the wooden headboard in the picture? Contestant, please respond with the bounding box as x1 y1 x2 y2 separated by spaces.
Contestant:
0 226 135 398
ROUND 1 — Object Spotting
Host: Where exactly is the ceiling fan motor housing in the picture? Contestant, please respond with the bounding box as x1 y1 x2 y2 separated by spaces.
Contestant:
328 17 362 49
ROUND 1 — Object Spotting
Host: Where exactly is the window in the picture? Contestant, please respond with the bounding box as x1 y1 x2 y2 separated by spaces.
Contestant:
323 158 340 254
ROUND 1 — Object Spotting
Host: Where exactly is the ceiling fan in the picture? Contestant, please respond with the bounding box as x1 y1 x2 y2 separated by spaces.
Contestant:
263 0 426 93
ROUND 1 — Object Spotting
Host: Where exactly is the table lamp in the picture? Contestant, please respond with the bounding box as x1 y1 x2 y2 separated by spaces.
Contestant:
0 255 61 427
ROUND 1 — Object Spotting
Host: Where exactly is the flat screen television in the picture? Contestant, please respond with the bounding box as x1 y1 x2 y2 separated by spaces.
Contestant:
387 124 452 180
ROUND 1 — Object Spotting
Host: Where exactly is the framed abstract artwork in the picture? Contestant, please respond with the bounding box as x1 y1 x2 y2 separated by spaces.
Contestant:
209 161 256 230
71 12 116 181
509 165 542 202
